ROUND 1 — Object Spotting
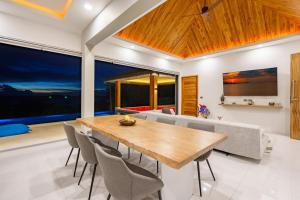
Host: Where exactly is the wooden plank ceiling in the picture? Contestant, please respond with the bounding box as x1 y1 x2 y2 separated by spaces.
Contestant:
116 0 300 59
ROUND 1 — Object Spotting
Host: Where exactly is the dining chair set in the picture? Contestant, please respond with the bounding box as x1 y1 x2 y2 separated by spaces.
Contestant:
63 116 217 199
63 122 163 200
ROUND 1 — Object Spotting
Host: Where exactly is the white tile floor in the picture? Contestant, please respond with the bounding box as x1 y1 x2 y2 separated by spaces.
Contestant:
0 133 299 200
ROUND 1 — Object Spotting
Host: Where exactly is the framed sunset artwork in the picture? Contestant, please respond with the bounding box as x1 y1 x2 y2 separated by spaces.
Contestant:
223 67 278 96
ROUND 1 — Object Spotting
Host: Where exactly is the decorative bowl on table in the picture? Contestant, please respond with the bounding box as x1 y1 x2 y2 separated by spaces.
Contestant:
119 115 136 126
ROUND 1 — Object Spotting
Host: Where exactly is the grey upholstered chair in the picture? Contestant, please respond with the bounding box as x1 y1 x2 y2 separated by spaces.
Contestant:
187 122 216 197
94 143 164 200
131 114 147 120
75 131 99 200
63 122 80 177
156 117 176 125
139 117 176 173
75 131 122 200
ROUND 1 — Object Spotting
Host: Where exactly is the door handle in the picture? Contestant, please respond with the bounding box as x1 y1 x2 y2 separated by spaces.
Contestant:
291 80 296 103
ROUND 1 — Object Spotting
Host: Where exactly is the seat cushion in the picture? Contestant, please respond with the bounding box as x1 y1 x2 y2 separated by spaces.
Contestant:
90 137 122 158
195 150 212 162
124 161 158 179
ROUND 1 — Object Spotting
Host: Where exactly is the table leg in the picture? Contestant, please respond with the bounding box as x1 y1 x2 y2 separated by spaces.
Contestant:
160 162 194 200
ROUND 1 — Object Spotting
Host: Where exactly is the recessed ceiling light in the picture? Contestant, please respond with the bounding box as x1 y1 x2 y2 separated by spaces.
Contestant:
84 3 93 11
165 56 170 59
130 45 135 49
257 44 263 48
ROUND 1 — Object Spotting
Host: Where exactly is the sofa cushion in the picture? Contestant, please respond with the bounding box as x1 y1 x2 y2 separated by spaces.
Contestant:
187 122 215 132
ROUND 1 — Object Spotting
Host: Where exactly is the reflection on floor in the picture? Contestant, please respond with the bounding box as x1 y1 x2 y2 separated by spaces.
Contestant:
0 122 75 151
0 132 299 200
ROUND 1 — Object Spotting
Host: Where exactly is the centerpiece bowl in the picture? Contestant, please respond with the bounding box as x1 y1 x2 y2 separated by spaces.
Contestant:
119 115 136 126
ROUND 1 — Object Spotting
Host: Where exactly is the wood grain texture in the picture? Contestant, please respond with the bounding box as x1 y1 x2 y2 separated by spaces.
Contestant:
149 74 158 110
291 53 300 140
76 115 227 169
116 0 300 58
181 76 198 116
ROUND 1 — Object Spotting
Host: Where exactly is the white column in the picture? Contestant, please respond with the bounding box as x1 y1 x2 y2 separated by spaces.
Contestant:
81 43 95 118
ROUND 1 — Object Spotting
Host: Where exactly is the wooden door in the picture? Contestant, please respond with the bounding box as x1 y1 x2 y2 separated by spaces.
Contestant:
291 53 300 140
181 75 198 116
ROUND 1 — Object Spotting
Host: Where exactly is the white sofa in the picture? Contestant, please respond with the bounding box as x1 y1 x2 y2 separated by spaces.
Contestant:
133 111 269 160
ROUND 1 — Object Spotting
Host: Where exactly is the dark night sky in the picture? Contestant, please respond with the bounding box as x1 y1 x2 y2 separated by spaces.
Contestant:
0 43 81 90
0 43 144 91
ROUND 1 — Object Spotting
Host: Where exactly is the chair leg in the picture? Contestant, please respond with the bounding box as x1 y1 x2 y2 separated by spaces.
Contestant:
206 159 216 181
78 162 87 185
65 147 74 166
74 148 80 177
88 164 97 200
107 193 111 200
156 161 159 174
139 153 143 164
158 190 162 200
197 161 202 197
128 147 130 159
117 142 119 150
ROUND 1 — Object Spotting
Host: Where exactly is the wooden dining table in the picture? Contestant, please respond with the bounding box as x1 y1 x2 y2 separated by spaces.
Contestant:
77 115 227 200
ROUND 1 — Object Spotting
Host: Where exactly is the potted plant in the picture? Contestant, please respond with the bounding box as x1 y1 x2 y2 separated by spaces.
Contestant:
198 104 210 119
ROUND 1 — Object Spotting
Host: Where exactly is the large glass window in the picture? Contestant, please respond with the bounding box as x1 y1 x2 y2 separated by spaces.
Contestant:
0 42 177 125
95 60 176 113
158 84 175 105
0 43 81 124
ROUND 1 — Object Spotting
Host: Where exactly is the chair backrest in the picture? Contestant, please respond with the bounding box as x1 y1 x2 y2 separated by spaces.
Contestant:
162 108 172 115
156 117 176 125
131 114 147 120
187 122 215 132
75 131 97 164
188 122 214 161
63 122 79 148
94 144 132 199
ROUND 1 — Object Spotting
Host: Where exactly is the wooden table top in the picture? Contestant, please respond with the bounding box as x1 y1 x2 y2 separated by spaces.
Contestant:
77 115 227 169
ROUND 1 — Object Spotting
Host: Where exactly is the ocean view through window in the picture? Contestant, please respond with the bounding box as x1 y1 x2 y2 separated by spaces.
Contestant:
0 43 82 125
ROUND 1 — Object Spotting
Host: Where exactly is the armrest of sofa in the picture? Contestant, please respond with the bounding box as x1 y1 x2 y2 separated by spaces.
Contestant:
215 124 263 160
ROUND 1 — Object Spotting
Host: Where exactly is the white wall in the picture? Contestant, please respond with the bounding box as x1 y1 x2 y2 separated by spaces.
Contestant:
0 12 179 72
0 12 81 52
93 42 180 72
179 40 300 135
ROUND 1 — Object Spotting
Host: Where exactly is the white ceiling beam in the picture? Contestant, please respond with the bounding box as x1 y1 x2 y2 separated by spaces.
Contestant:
82 0 166 49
